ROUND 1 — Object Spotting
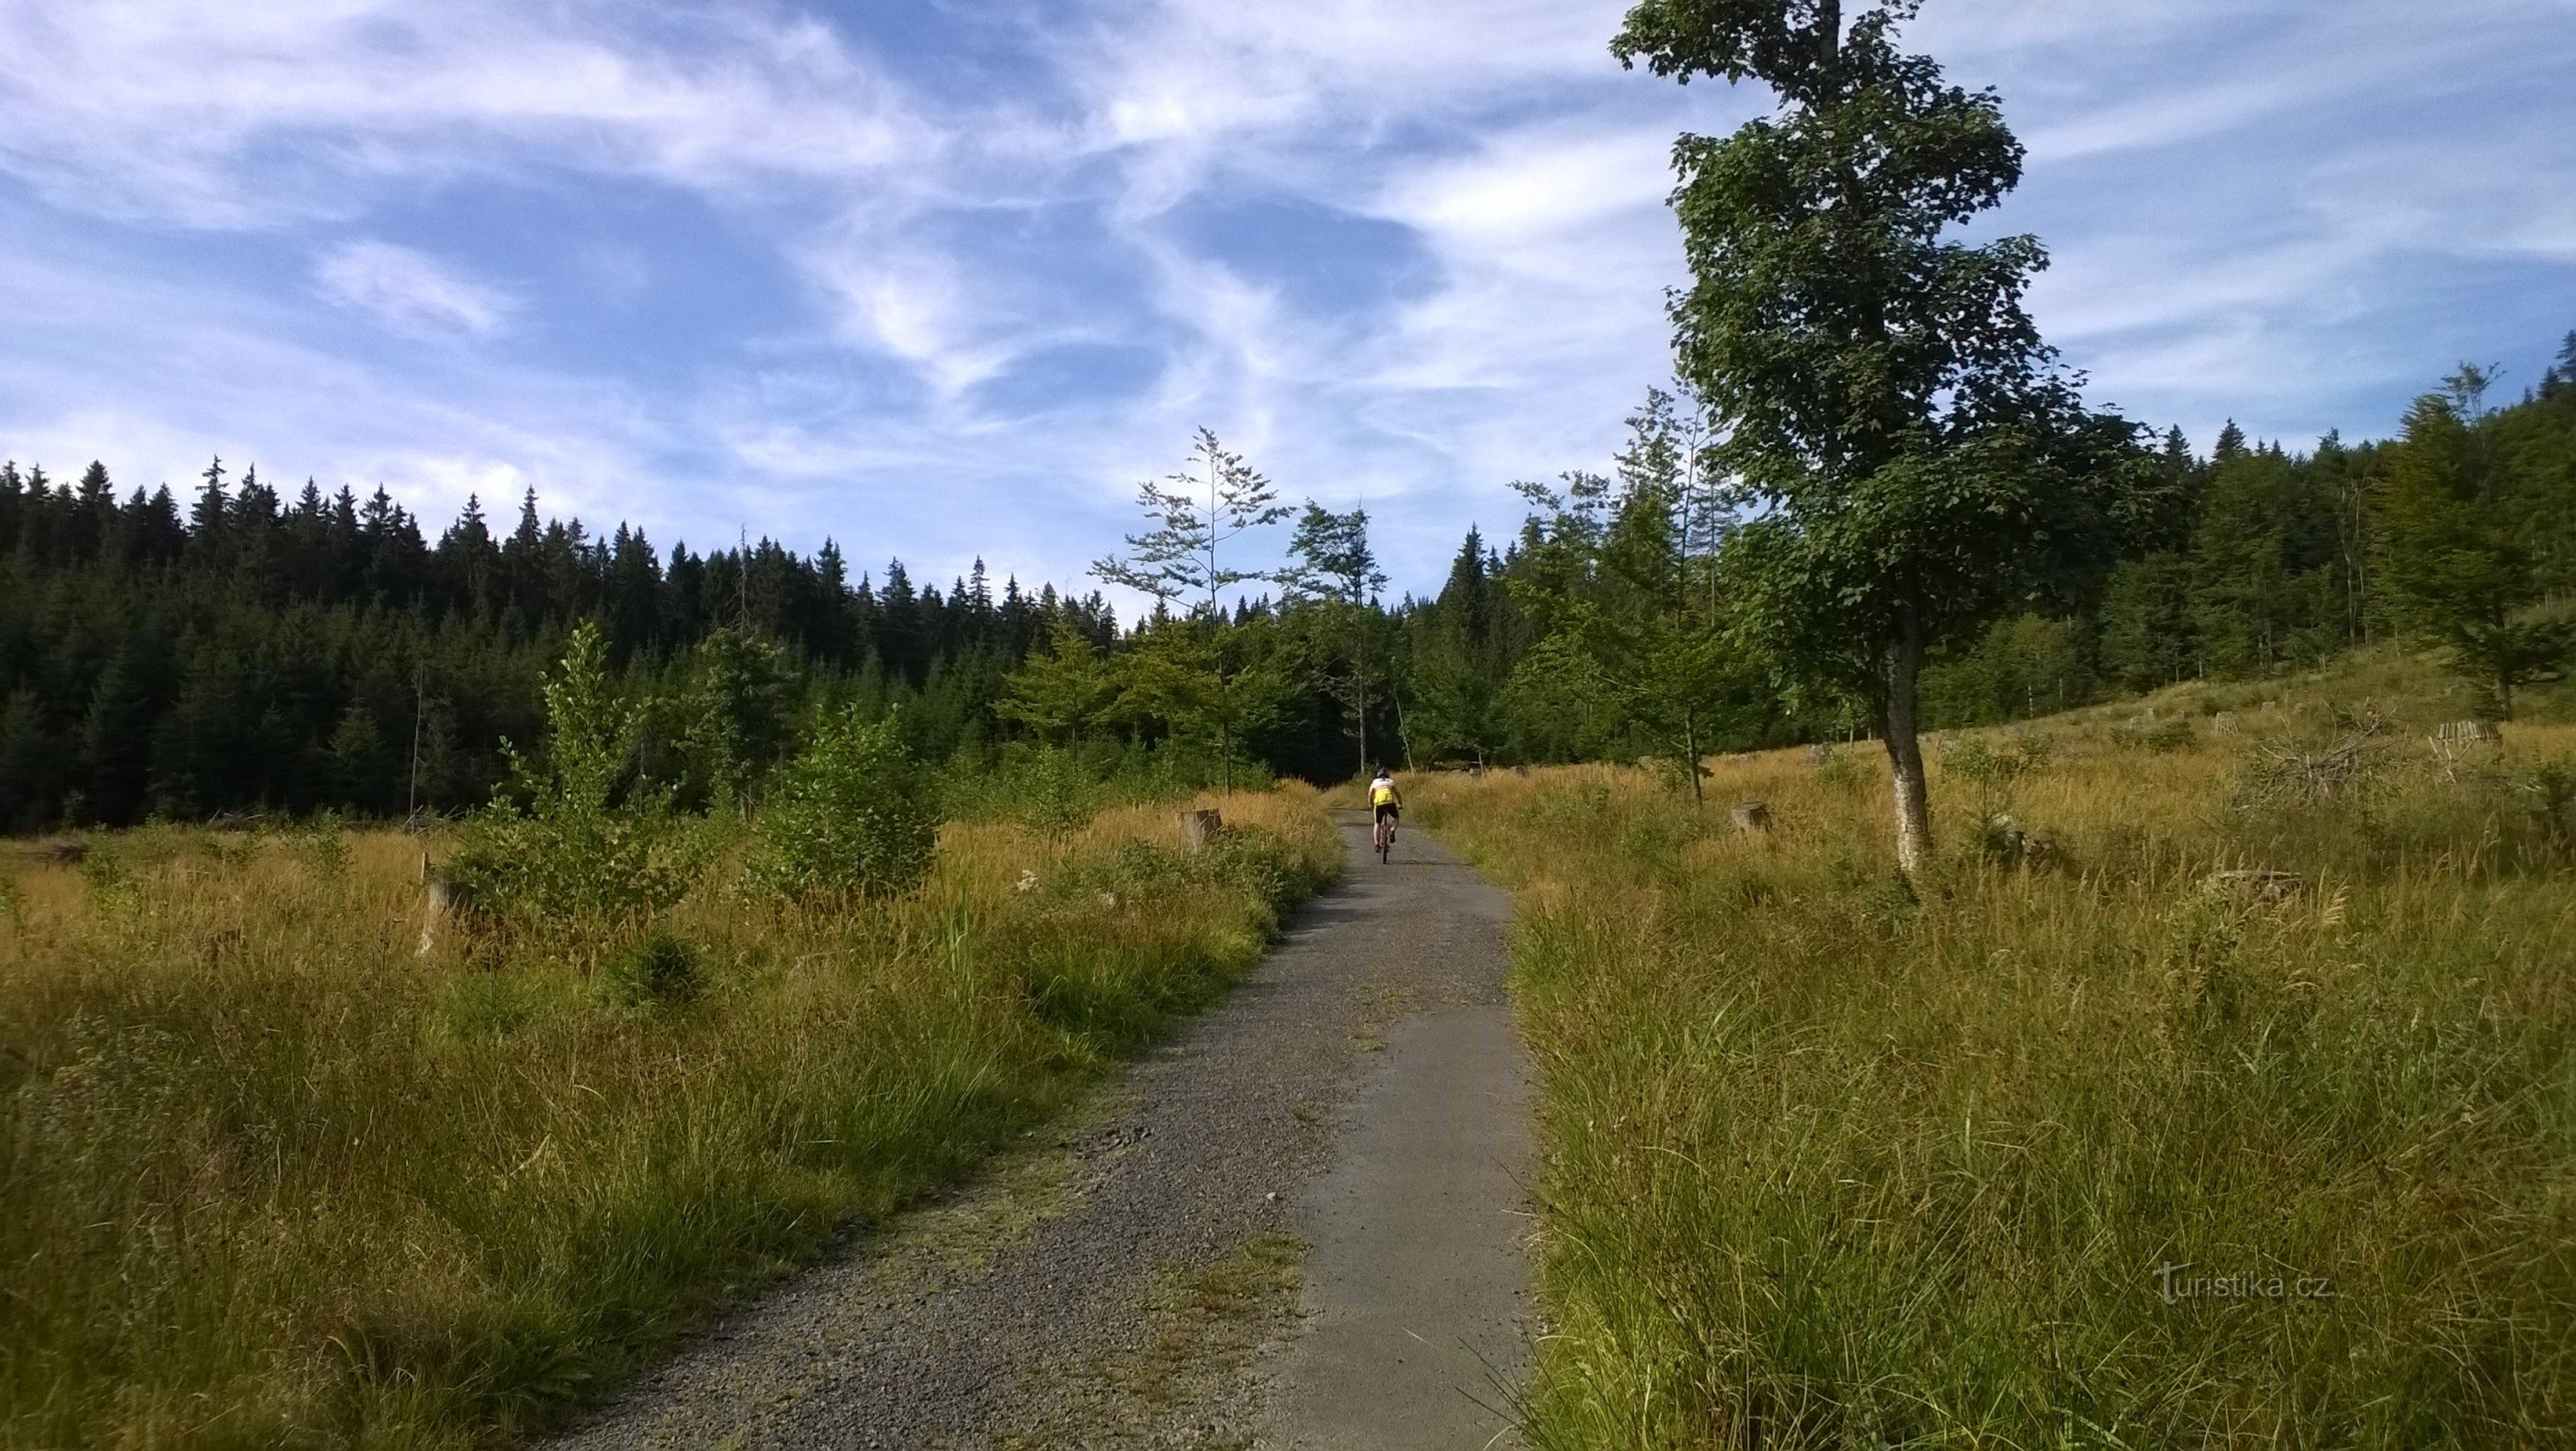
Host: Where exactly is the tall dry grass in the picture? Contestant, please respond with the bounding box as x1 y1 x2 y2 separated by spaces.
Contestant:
1417 660 2576 1447
0 788 1335 1449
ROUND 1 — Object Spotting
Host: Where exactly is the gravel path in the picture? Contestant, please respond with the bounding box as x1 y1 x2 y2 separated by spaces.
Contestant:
549 812 1533 1449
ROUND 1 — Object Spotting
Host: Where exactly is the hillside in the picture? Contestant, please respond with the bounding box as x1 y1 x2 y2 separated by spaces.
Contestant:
1410 648 2576 1446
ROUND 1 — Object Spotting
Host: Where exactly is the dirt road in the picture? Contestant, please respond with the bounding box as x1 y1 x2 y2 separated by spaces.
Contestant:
550 811 1532 1449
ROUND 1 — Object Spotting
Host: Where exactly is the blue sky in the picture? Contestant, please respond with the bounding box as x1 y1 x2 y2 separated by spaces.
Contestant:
3 0 2572 605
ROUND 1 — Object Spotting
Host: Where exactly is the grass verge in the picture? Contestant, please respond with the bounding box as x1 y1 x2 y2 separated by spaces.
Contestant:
1415 658 2576 1447
0 788 1336 1448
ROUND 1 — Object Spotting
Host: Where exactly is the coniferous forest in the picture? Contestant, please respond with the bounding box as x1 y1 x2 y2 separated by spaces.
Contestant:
3 336 2573 832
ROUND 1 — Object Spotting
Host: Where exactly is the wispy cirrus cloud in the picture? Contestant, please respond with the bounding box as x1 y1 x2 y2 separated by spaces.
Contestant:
0 0 933 226
0 0 2570 602
316 240 516 338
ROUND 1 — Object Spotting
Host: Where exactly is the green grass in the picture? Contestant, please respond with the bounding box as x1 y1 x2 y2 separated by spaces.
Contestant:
0 790 1336 1448
1414 655 2576 1448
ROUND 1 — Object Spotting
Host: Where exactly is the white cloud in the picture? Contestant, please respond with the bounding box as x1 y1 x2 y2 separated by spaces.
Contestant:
0 0 933 226
316 241 515 338
4 0 2573 603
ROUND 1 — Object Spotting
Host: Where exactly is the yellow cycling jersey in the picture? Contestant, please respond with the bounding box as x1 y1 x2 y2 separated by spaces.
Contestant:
1369 782 1399 806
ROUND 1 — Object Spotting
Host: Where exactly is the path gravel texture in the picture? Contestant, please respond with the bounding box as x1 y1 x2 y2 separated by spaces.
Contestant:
549 812 1533 1450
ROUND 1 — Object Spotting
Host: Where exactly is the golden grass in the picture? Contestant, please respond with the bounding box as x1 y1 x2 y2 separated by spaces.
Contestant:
0 786 1336 1449
1415 660 2576 1448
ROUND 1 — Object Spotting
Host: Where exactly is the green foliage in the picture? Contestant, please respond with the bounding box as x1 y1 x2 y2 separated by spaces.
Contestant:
1921 613 2091 727
287 813 352 881
2112 710 2195 752
942 739 1216 834
0 460 1129 830
2511 755 2576 859
1428 721 2576 1447
2375 377 2572 716
1618 0 2162 865
449 623 699 937
753 707 940 903
1939 729 2053 820
601 926 702 1007
674 626 797 813
1090 428 1288 615
1283 502 1397 776
2096 552 2196 690
1505 391 1770 802
997 615 1122 742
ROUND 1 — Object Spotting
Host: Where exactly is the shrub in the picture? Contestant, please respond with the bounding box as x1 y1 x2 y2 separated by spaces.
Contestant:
447 623 700 940
945 741 1116 835
601 927 702 1007
754 708 939 903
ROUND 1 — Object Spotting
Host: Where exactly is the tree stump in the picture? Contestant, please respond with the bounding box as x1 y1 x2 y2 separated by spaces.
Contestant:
1806 743 1833 766
1179 808 1223 852
418 856 481 958
1729 800 1772 833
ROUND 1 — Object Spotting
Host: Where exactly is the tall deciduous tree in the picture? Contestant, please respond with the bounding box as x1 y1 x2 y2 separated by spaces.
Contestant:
1093 430 1290 789
1093 429 1289 617
1617 0 2149 871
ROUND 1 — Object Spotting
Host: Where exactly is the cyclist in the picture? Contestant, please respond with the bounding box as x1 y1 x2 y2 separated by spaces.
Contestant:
1367 768 1401 860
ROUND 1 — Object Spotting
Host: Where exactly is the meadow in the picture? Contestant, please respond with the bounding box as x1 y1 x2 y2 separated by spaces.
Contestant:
1414 653 2576 1448
0 790 1336 1449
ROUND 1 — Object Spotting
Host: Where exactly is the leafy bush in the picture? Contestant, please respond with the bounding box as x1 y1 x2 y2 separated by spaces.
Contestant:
602 927 702 1007
448 623 700 939
754 708 939 902
944 741 1123 834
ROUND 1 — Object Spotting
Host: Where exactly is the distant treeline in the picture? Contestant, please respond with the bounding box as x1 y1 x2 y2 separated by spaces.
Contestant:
1921 346 2576 726
5 338 2572 829
0 466 1121 828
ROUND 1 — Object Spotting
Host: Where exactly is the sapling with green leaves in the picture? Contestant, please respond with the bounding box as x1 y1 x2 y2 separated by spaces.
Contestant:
753 706 939 903
451 621 698 941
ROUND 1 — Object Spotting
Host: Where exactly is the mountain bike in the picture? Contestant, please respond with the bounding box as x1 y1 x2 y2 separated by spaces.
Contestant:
1372 809 1396 863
